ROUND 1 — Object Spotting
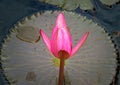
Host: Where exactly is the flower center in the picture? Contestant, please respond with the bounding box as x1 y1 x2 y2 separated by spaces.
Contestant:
58 50 70 59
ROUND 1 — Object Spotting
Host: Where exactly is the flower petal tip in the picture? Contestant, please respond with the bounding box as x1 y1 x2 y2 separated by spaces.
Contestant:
39 29 43 35
56 12 67 28
39 29 51 52
71 32 89 56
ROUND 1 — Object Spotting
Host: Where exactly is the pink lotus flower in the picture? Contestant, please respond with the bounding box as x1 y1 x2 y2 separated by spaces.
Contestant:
40 12 89 59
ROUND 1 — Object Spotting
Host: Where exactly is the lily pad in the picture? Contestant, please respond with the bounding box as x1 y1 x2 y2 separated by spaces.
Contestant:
16 26 40 43
100 0 120 5
39 0 94 10
0 11 117 85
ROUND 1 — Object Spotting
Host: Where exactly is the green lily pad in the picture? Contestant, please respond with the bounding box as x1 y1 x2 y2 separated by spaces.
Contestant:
39 0 93 10
100 0 119 5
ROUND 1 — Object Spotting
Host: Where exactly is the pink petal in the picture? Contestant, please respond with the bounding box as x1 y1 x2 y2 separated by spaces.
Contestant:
57 27 72 54
56 12 67 30
39 29 51 52
71 32 89 56
51 13 72 58
56 12 72 54
51 27 72 58
51 12 67 39
51 26 59 57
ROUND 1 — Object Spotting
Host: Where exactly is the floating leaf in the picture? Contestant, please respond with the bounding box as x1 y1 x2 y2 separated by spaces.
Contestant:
16 26 40 43
0 11 117 85
39 0 94 10
100 0 120 5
